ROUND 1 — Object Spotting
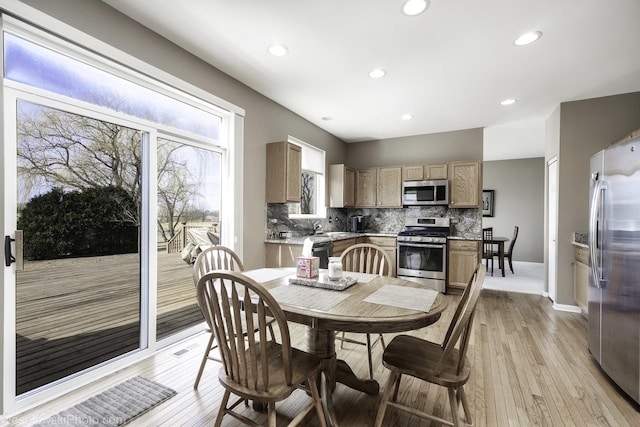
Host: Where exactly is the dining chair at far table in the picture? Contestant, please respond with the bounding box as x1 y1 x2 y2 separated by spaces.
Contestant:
191 245 275 389
498 225 519 274
374 263 486 427
337 243 392 380
482 227 494 276
197 271 327 427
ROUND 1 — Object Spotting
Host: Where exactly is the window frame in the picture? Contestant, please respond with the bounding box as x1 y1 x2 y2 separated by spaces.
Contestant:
287 136 327 219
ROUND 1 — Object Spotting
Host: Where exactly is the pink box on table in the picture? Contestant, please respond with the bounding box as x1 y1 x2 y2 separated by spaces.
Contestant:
296 256 319 279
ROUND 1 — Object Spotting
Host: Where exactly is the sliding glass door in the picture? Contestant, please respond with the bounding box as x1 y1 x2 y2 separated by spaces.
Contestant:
10 98 149 395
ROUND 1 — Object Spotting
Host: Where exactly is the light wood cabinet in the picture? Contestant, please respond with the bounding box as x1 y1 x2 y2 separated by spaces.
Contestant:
573 245 589 315
449 161 481 208
377 166 402 207
447 239 480 290
266 141 301 203
328 164 355 208
355 168 378 207
426 163 448 180
360 236 397 277
402 163 448 181
332 238 358 257
265 243 303 267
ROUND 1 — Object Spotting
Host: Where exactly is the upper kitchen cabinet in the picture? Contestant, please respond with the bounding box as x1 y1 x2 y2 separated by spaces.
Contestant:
329 164 355 208
449 161 481 208
266 141 301 203
402 163 448 181
377 166 402 207
355 168 378 207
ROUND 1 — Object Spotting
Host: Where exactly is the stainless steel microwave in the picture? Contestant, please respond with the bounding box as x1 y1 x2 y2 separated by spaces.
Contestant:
402 179 449 206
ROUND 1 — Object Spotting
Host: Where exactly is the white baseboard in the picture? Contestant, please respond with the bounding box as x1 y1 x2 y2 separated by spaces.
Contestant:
552 303 582 313
542 291 549 297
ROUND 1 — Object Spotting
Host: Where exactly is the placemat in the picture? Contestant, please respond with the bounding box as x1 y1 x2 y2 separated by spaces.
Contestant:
267 285 350 311
363 285 438 312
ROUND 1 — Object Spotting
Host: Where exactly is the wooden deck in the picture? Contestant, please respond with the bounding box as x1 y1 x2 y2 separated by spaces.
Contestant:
16 251 201 394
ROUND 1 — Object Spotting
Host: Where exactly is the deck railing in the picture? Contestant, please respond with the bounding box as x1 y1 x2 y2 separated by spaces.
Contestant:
165 223 219 253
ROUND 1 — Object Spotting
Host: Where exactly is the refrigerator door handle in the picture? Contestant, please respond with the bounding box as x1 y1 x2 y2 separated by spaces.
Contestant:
589 180 606 287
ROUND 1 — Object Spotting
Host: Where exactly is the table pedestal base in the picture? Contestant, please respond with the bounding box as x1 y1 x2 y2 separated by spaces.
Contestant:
306 327 380 426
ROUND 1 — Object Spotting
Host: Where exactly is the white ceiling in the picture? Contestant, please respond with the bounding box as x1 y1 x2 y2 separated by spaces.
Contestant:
102 0 640 161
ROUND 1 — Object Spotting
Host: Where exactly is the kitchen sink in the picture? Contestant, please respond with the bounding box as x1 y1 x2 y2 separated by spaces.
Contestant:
318 232 353 239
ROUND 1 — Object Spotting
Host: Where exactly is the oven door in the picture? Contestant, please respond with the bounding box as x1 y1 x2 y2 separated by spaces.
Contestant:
397 241 446 280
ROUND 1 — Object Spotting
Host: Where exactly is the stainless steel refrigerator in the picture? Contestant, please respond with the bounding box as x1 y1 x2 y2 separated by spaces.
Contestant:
589 132 640 404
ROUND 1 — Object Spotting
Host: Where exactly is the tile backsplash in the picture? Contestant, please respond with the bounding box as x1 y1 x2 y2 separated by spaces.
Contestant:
266 204 481 239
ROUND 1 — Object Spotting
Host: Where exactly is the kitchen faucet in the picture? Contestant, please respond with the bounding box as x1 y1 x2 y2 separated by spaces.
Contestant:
313 221 322 235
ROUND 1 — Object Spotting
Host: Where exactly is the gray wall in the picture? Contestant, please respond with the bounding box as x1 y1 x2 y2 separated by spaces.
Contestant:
482 158 545 263
549 91 640 306
345 128 483 168
20 0 347 269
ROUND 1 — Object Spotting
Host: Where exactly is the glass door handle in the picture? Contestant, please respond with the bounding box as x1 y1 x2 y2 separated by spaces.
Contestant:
4 231 24 270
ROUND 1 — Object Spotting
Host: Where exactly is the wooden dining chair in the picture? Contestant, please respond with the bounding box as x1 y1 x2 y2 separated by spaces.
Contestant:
338 243 392 379
196 271 327 427
374 263 486 427
192 245 275 389
482 227 494 276
502 225 519 274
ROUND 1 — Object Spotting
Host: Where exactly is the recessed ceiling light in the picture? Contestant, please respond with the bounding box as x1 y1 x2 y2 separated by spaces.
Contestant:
401 114 413 120
369 69 386 79
403 0 430 16
514 31 542 46
500 98 517 106
268 44 288 56
321 116 332 121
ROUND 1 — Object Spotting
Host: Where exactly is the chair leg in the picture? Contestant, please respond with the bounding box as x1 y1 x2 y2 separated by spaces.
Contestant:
340 331 346 349
374 371 400 427
214 390 231 427
307 375 328 427
392 374 402 402
194 332 217 389
508 255 514 273
448 387 461 427
267 402 277 427
366 333 374 379
268 323 277 342
379 333 386 350
458 386 473 426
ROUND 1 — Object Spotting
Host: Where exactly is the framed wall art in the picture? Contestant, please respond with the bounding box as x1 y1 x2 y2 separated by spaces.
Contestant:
482 190 494 217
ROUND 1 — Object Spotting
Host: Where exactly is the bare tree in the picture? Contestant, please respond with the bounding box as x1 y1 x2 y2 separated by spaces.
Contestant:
17 103 199 238
301 171 315 214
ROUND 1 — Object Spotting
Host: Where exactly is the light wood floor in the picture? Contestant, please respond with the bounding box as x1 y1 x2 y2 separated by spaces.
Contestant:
12 289 640 426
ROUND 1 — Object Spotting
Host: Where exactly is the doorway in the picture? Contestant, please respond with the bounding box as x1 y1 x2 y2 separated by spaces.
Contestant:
547 157 558 301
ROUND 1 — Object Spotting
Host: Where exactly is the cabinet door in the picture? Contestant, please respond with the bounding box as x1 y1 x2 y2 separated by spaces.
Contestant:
266 141 301 203
356 168 377 207
362 236 397 276
286 143 302 202
574 246 589 314
426 163 448 180
377 166 402 207
449 161 480 208
402 165 424 181
329 164 355 208
447 240 480 289
265 243 302 267
333 238 357 257
344 167 355 207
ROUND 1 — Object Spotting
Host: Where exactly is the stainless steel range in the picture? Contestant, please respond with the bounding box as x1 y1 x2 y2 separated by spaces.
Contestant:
397 217 450 292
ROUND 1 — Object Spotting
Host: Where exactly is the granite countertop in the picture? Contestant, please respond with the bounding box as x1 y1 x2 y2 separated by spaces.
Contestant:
265 232 396 245
448 236 481 241
572 232 588 248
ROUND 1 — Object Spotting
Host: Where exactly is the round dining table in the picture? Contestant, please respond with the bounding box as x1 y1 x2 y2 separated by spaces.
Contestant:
244 268 448 427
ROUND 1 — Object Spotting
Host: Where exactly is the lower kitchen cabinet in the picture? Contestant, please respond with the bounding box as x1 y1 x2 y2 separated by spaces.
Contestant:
265 243 302 267
359 235 397 277
447 239 480 291
573 245 589 315
332 238 358 257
